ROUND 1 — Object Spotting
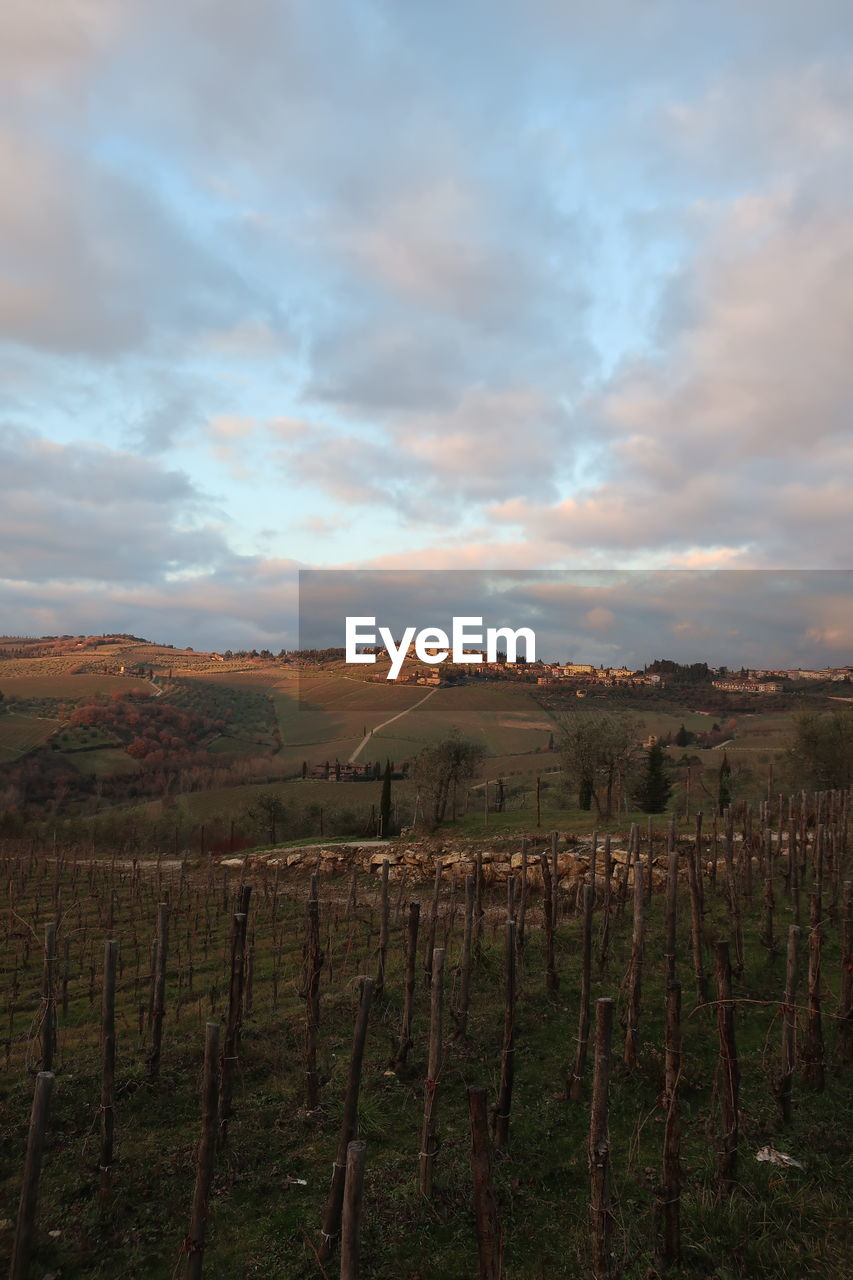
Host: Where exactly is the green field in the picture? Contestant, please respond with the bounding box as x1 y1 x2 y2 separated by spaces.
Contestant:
0 713 62 761
66 747 144 777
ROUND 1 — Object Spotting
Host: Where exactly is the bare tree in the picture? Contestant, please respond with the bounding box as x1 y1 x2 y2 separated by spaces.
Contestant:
413 731 485 827
560 711 638 819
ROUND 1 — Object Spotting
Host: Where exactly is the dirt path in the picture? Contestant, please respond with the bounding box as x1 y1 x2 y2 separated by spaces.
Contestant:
348 686 439 763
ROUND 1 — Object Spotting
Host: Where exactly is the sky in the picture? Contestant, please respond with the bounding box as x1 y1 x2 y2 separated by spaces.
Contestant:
2 1 852 660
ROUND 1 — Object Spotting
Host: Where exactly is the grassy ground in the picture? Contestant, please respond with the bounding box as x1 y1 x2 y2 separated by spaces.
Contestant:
0 713 63 762
0 837 849 1279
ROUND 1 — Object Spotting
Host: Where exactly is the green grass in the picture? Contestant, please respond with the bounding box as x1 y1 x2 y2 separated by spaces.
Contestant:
66 746 143 777
0 846 848 1279
0 713 62 761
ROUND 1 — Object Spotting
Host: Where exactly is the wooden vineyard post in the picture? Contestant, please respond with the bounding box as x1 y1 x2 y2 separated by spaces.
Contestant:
148 902 170 1082
419 948 445 1198
493 920 516 1151
319 977 375 1263
623 842 645 1068
657 982 682 1267
776 925 799 1122
100 939 118 1206
468 1086 501 1280
540 854 558 996
839 881 853 1066
664 840 678 989
474 850 485 957
375 859 389 1000
218 911 247 1146
184 1022 220 1280
550 830 559 929
597 834 612 974
569 882 594 1100
685 830 707 1009
693 812 704 916
803 892 825 1090
762 825 775 957
589 998 615 1280
304 892 323 1110
517 838 529 954
423 861 442 988
714 941 739 1193
454 876 475 1041
722 812 744 975
340 1140 367 1280
41 921 57 1072
9 1070 54 1280
393 900 420 1069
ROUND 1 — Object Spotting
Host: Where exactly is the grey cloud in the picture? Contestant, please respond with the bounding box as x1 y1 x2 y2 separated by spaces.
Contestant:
0 425 236 584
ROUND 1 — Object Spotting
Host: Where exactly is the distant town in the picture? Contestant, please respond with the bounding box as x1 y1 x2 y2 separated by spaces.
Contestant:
1 634 850 694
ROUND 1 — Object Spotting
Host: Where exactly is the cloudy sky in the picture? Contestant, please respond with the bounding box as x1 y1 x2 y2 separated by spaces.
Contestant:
2 1 852 658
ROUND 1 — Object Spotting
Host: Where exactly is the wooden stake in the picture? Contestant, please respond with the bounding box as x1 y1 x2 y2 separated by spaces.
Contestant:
623 843 645 1069
776 925 799 1122
394 901 420 1070
455 876 475 1041
589 999 615 1280
419 948 445 1198
9 1071 54 1280
714 941 739 1192
803 892 825 1090
218 911 247 1144
40 921 57 1073
423 861 442 988
468 1086 501 1280
99 940 118 1206
319 977 375 1261
148 902 169 1082
375 859 389 999
569 883 594 1100
493 921 516 1151
685 832 707 1008
184 1022 220 1280
657 982 682 1267
340 1140 367 1280
597 834 612 974
839 881 852 1067
304 894 323 1109
540 854 558 996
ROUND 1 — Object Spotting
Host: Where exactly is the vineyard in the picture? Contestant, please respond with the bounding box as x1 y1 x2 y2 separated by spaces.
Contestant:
1 796 851 1279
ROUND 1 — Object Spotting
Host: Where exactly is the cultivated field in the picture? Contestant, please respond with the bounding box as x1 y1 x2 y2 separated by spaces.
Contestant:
0 675 152 700
1 794 850 1279
0 714 63 762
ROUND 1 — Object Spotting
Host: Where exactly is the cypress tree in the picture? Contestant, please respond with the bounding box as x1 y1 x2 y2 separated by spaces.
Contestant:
379 759 393 837
633 743 672 813
718 752 732 810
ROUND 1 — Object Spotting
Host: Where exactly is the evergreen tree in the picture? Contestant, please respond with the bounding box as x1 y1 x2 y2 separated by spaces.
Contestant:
379 759 393 836
675 723 691 748
578 776 593 810
632 743 672 813
718 752 733 811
